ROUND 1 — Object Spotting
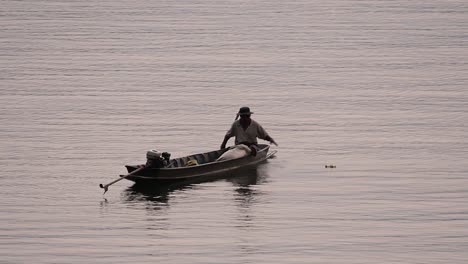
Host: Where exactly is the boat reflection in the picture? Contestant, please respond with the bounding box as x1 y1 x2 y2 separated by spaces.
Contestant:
123 164 270 206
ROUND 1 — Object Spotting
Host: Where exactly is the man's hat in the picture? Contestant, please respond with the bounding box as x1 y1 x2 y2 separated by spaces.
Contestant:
238 106 254 116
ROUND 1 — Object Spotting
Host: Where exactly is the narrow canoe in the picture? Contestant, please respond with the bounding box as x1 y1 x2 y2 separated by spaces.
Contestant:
124 144 276 184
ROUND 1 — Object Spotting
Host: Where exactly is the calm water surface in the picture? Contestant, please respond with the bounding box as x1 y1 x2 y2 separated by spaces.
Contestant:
1 0 467 263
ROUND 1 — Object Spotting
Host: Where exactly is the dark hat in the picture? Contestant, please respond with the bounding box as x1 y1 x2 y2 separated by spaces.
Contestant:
238 106 254 116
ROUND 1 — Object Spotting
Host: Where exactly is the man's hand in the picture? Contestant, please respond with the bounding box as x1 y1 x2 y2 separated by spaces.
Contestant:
266 136 278 146
270 138 278 146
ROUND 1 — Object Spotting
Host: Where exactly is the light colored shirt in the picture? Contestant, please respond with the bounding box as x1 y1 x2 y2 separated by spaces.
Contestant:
225 119 269 145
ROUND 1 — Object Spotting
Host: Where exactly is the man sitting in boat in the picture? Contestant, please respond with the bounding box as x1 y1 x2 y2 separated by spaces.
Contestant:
220 106 278 156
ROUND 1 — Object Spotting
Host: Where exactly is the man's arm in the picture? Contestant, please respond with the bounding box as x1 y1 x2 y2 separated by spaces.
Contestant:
221 122 235 149
220 135 231 149
257 123 278 146
265 135 278 146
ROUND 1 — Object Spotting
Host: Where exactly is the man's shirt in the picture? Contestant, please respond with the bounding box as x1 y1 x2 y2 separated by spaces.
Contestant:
225 119 269 145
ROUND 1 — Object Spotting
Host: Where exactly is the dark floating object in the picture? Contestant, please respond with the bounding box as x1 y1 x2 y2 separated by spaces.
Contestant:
325 165 336 168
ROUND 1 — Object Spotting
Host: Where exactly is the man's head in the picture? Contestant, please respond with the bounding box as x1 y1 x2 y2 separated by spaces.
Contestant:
238 106 253 119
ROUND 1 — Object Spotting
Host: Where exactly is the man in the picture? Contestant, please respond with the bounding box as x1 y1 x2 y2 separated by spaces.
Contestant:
220 107 278 155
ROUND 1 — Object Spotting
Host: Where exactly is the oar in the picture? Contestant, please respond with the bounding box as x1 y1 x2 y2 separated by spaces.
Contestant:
99 166 145 194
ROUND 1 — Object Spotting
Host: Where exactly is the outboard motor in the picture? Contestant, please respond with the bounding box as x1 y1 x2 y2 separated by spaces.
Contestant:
146 150 163 168
146 150 171 168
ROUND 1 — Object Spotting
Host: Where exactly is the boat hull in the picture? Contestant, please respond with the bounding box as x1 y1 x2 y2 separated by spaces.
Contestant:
124 144 275 184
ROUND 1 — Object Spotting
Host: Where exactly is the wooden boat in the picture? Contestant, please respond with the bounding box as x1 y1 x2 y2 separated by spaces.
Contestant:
123 144 277 184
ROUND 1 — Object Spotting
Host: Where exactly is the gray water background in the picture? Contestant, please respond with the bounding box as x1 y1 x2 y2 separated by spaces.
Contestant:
1 0 467 263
